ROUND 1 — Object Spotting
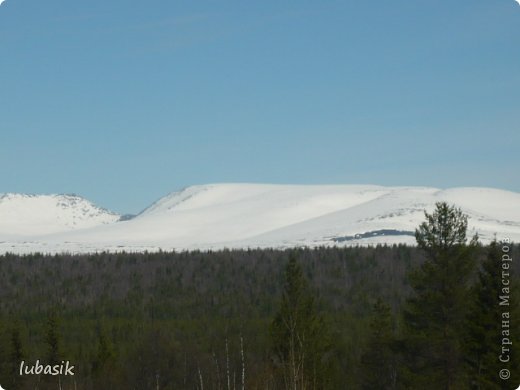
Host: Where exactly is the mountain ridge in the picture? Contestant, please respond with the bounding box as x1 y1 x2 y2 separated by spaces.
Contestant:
0 184 519 254
0 193 120 236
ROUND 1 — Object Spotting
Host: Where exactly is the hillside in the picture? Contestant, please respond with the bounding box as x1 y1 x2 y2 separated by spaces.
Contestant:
0 184 518 254
0 193 120 237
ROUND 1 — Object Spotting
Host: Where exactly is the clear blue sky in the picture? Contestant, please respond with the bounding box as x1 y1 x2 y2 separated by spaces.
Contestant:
1 1 519 214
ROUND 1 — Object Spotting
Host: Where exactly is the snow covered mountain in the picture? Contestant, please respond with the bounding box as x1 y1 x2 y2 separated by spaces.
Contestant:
0 184 519 254
0 193 120 237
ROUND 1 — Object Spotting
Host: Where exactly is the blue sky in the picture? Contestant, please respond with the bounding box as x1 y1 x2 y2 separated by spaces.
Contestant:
1 0 519 214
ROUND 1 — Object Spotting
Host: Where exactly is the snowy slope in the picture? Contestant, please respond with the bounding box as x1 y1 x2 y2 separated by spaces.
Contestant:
0 184 519 254
0 193 120 236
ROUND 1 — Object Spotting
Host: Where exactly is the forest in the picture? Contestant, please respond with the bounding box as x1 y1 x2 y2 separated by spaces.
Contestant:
0 203 518 389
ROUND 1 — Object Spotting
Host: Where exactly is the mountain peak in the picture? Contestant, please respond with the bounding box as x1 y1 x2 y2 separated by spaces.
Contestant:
0 193 120 236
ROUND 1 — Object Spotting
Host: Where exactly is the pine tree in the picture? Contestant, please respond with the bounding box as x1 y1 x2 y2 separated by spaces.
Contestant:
93 326 115 373
466 240 520 389
270 253 331 389
93 326 117 388
402 202 478 389
7 325 25 390
360 299 397 389
45 312 61 365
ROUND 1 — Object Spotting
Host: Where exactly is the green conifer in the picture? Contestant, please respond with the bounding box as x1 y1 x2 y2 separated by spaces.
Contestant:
270 253 331 389
360 299 397 389
402 202 478 389
466 240 520 389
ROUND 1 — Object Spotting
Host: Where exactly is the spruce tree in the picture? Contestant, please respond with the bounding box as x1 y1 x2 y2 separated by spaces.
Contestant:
360 299 397 389
402 202 478 389
93 326 115 372
7 325 25 390
45 312 61 365
93 326 117 388
41 311 62 390
270 253 331 389
466 240 520 389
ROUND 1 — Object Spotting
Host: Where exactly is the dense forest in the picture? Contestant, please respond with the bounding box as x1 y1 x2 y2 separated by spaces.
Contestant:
0 204 518 389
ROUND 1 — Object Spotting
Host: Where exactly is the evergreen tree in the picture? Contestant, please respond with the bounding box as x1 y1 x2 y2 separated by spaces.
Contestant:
93 326 115 372
41 311 62 390
360 299 397 389
45 311 61 365
402 202 478 389
466 240 520 389
270 253 331 389
93 325 118 388
6 325 25 390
